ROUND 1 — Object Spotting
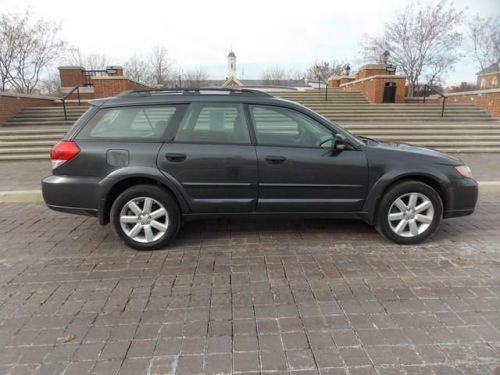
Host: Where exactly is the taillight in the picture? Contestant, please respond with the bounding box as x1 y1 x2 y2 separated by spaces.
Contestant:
50 140 80 169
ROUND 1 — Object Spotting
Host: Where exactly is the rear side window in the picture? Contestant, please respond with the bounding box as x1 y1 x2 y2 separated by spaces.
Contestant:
174 103 250 144
78 105 179 139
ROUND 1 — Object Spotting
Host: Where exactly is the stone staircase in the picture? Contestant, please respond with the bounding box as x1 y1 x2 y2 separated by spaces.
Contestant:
275 90 500 153
0 106 87 161
1 90 499 161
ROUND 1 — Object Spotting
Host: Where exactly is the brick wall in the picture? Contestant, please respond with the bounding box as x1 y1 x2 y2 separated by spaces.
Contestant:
92 77 149 98
0 93 55 126
59 66 85 87
340 75 406 103
447 89 500 117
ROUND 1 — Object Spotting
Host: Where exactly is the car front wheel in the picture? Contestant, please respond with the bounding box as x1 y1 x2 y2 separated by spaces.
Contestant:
110 184 180 250
376 180 443 244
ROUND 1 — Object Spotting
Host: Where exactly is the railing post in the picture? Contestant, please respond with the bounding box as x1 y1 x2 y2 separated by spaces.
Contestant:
77 87 81 105
62 100 67 121
441 97 446 117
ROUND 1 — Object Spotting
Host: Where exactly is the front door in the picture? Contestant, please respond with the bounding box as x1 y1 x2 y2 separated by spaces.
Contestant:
157 102 258 213
383 82 396 103
249 105 368 212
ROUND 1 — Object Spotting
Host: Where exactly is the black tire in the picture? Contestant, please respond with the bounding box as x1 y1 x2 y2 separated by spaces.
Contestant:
110 184 180 250
376 180 443 245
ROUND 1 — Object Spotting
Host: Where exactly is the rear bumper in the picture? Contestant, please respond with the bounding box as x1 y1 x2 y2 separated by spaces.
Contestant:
42 175 101 217
443 178 478 219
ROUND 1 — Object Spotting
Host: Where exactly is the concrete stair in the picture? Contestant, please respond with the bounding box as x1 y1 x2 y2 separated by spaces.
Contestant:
275 90 500 152
1 91 499 161
3 106 89 128
0 128 67 161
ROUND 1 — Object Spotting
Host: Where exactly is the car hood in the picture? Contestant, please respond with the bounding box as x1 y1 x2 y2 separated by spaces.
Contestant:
366 140 463 165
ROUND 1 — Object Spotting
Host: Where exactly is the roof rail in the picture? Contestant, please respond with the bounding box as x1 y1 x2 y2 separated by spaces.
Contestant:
119 87 273 97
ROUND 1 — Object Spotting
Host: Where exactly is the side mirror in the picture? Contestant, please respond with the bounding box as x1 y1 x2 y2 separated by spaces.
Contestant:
334 134 347 150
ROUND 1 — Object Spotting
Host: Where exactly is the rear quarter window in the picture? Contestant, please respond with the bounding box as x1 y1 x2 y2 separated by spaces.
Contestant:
76 105 180 140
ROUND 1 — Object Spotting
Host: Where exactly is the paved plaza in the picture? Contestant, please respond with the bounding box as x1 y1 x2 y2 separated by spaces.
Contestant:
0 193 499 374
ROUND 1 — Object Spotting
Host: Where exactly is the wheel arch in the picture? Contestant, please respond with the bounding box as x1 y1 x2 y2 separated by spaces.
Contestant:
98 173 189 225
364 172 448 225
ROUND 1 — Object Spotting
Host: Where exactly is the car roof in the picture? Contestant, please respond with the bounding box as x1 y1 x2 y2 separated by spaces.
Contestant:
89 88 292 108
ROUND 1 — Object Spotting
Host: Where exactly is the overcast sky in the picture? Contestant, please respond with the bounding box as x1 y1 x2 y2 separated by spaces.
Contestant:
1 0 499 84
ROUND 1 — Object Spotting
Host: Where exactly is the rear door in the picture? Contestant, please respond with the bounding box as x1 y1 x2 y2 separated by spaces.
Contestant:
249 104 368 213
157 102 258 213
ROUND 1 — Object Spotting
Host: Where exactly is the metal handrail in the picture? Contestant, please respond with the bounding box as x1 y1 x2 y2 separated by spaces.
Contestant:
60 86 81 121
316 74 328 100
423 84 447 117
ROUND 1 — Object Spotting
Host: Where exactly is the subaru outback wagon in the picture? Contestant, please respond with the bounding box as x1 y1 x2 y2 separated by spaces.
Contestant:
42 88 478 250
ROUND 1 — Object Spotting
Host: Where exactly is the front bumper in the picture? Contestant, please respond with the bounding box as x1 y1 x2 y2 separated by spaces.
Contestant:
41 175 101 217
443 177 478 218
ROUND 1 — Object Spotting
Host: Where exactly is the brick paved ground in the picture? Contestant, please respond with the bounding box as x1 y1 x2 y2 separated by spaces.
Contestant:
0 194 499 375
0 153 499 192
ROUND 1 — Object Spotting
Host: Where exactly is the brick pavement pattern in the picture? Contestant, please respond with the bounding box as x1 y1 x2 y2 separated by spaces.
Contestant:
0 194 499 374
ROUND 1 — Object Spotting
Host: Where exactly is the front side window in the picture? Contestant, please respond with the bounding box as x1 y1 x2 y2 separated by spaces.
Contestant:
79 105 179 139
249 105 333 147
174 103 250 144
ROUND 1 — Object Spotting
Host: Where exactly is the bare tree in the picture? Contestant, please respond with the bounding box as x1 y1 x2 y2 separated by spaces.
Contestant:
261 66 288 85
260 66 305 85
39 72 62 96
182 66 208 88
361 0 464 96
468 15 500 77
305 60 346 81
124 54 151 84
0 15 16 91
65 48 109 70
148 46 173 86
0 10 65 93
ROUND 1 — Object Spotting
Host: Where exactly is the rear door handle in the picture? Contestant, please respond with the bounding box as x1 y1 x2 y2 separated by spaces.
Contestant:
265 155 286 164
165 153 186 162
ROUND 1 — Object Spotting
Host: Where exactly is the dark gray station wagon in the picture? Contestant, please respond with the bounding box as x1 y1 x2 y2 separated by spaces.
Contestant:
42 88 478 250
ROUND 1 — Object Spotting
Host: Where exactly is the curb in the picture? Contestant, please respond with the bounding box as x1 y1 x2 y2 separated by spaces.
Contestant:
0 182 500 204
478 181 500 193
0 190 43 203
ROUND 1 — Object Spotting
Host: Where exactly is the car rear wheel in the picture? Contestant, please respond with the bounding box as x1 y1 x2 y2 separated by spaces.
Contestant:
376 180 443 244
111 184 180 250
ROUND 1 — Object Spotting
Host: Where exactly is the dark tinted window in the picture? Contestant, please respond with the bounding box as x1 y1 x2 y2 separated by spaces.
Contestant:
249 105 332 147
79 105 178 139
174 103 250 144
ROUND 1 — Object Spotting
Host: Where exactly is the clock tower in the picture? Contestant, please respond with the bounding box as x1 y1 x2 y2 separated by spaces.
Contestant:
227 50 236 78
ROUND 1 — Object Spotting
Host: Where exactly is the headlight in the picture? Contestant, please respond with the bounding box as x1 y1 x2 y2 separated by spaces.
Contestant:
455 165 472 178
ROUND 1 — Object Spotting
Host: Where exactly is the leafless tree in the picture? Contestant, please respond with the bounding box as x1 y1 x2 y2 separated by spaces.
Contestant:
305 60 346 81
0 10 65 93
468 15 500 77
261 66 288 85
361 0 464 96
39 72 62 96
148 46 173 86
182 67 208 88
65 48 109 70
260 66 305 85
124 54 151 84
0 15 15 91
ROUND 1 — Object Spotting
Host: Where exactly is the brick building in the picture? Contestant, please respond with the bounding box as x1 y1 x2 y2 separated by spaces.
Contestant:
477 62 500 89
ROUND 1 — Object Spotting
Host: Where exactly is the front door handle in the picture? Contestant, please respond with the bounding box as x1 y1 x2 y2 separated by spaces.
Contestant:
165 153 186 162
265 155 286 164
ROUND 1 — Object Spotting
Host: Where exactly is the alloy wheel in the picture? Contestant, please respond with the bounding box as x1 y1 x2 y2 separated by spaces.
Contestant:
119 197 169 243
387 192 434 238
